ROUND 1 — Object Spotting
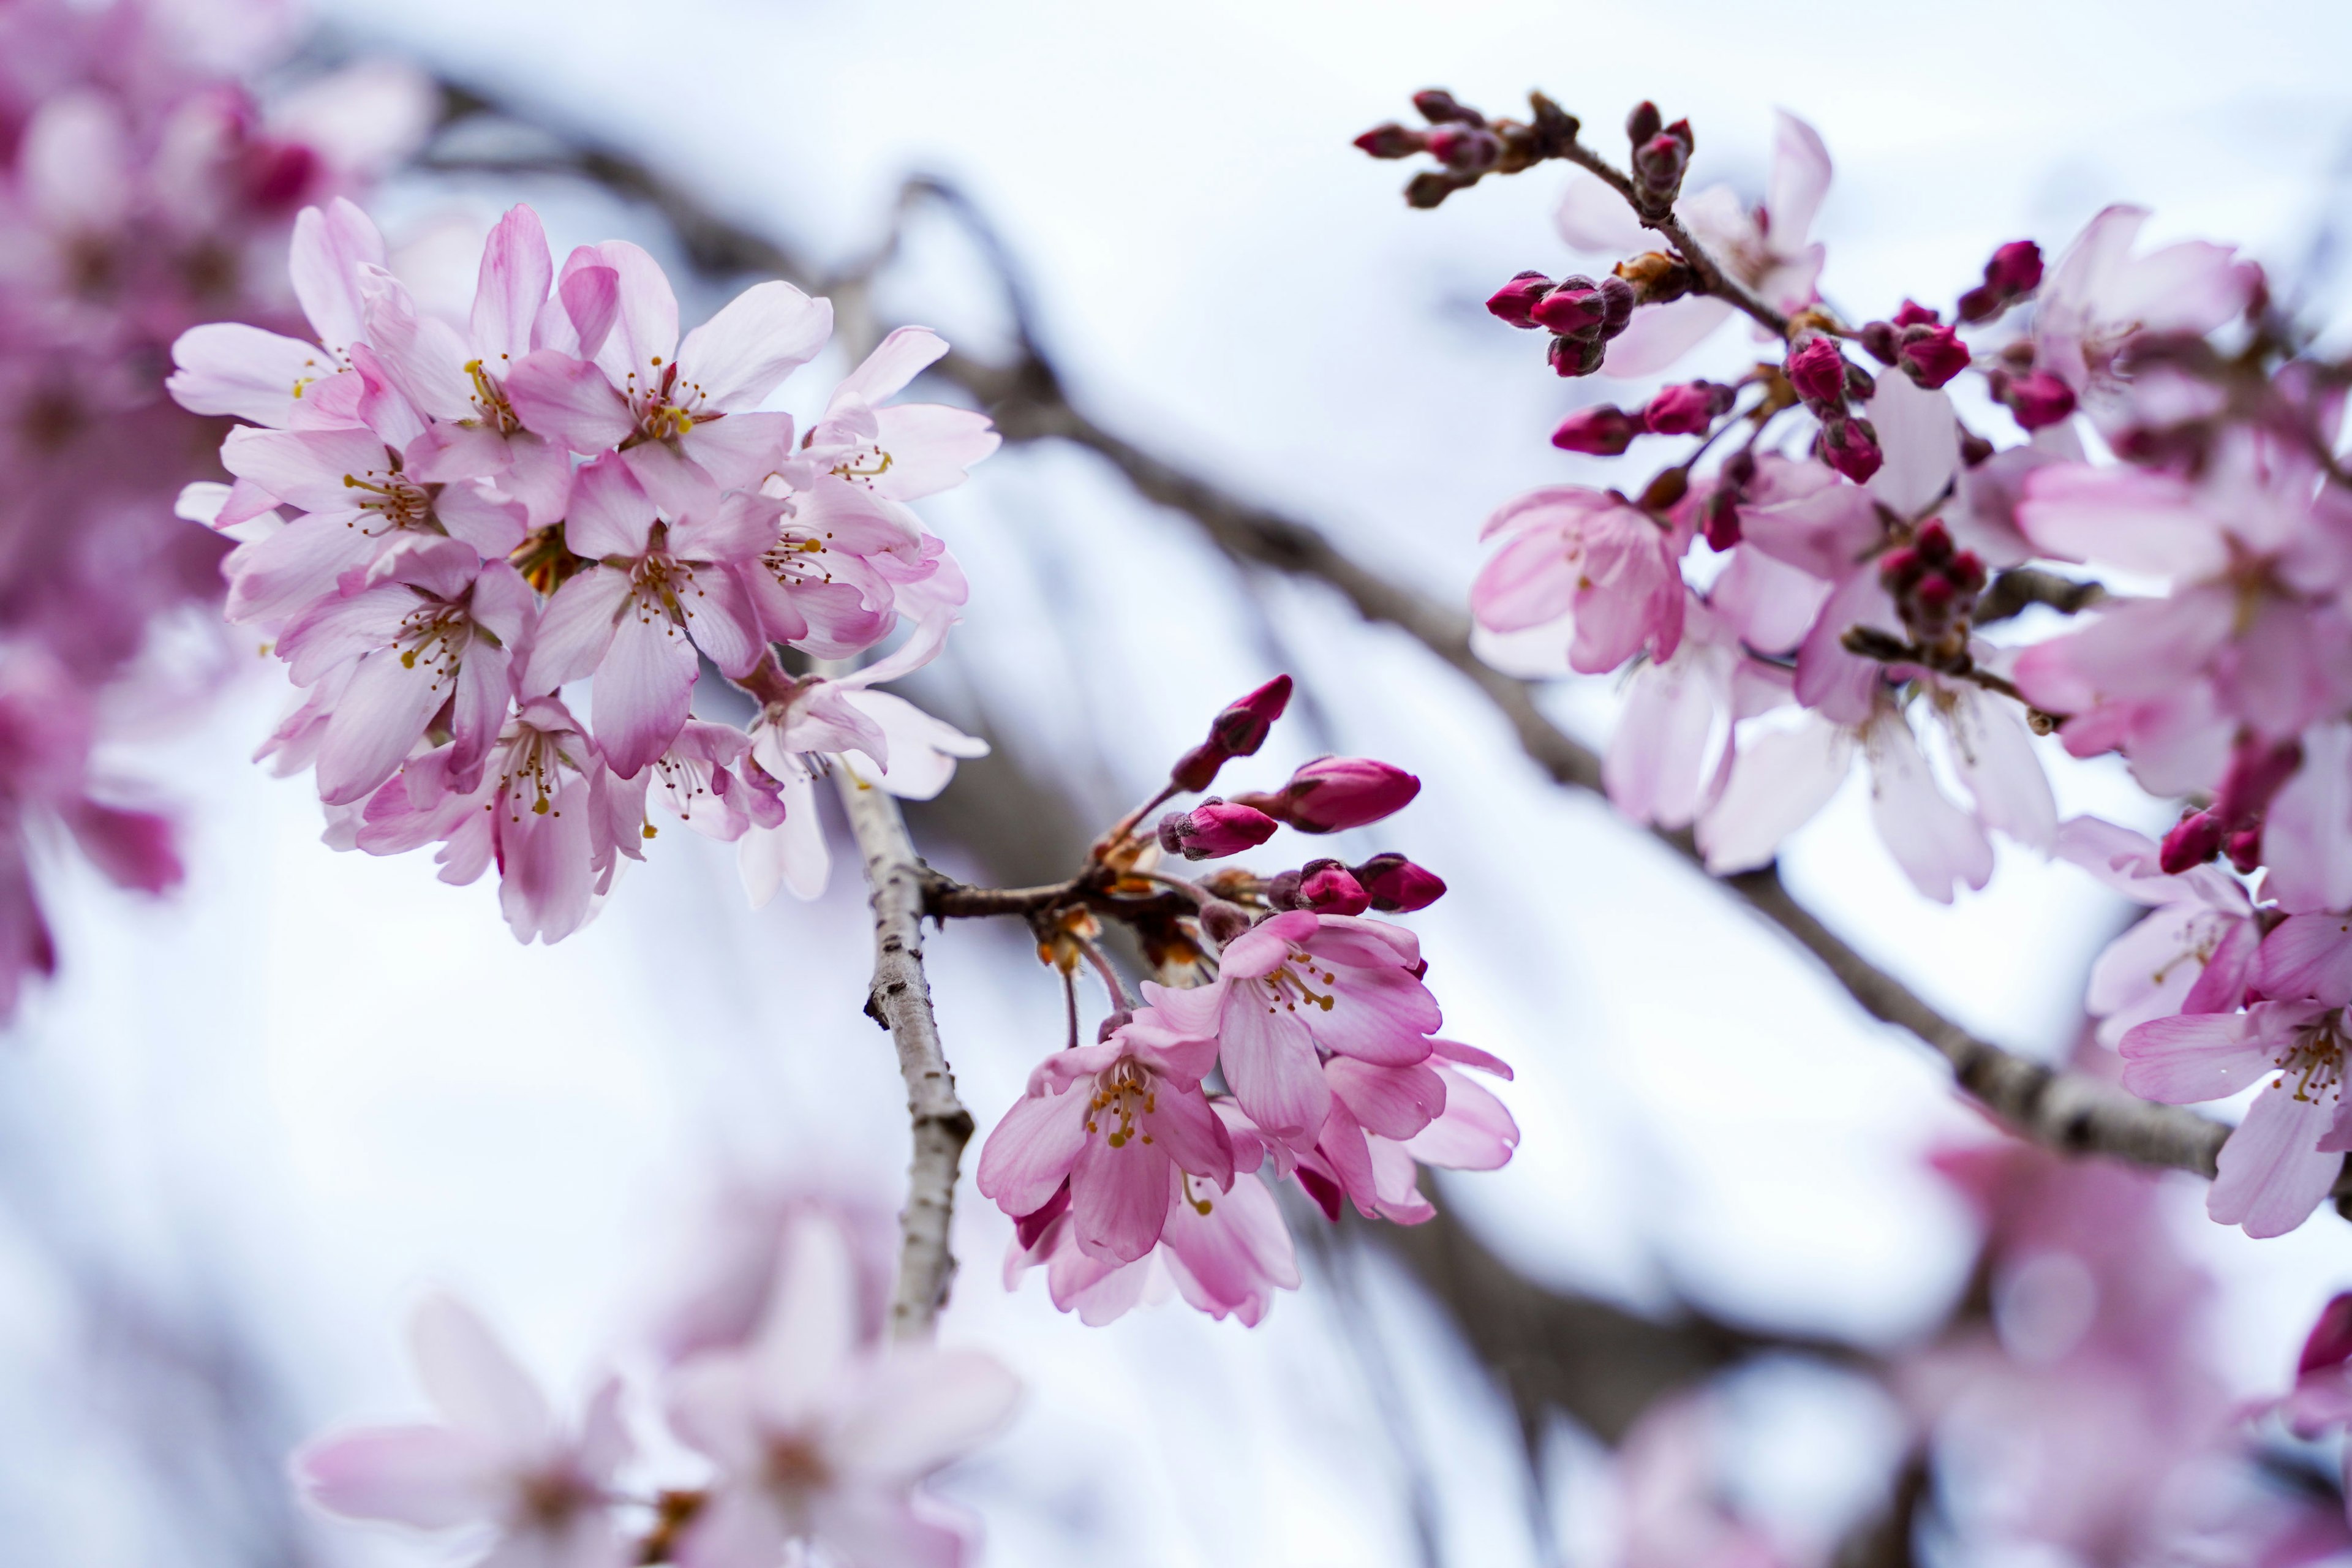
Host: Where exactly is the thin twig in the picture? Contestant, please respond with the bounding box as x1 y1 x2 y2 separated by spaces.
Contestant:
1550 139 1790 339
829 763 976 1340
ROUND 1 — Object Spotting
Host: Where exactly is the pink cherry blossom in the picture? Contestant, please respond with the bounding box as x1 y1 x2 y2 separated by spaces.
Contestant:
1471 484 1686 676
1003 1163 1300 1328
788 326 1003 503
1142 910 1441 1142
2056 816 2260 1046
665 1212 1019 1568
293 1294 631 1568
975 1010 1235 1263
2033 204 2263 410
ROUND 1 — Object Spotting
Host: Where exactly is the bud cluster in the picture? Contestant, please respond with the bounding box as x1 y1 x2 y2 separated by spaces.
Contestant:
1550 380 1736 454
1957 239 2046 323
1623 100 1694 213
1487 270 1639 377
1877 521 1988 664
1354 88 1582 209
1856 301 1973 390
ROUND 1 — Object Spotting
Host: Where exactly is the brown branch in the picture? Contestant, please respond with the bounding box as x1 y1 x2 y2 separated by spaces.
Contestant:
1548 137 1791 340
829 762 976 1340
1973 566 2108 625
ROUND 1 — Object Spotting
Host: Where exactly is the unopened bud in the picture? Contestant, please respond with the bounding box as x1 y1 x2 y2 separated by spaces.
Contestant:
1550 405 1642 456
1199 900 1254 944
1821 416 1883 484
1354 123 1428 159
1261 870 1303 911
2214 734 2304 828
2226 826 2265 875
1548 333 1607 377
1631 129 1690 204
2159 807 2225 874
1427 124 1502 172
1639 467 1689 511
1892 300 1942 327
1898 324 1970 390
1158 799 1281 861
1642 379 1733 435
1597 274 1636 335
1701 486 1742 551
1262 755 1422 834
1959 431 1995 467
1354 852 1448 912
1404 170 1469 209
1295 859 1371 916
1207 674 1292 758
1857 320 1901 366
1529 281 1607 336
1785 336 1850 405
1486 270 1555 328
1991 368 2076 431
1170 742 1226 794
1960 239 2045 323
1413 89 1482 126
1615 251 1695 306
1625 100 1662 147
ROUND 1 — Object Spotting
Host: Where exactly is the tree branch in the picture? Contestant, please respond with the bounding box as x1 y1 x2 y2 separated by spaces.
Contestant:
830 763 976 1339
1549 138 1790 339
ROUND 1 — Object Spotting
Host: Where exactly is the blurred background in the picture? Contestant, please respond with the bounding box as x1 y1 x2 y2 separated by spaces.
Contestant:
10 1 2352 1563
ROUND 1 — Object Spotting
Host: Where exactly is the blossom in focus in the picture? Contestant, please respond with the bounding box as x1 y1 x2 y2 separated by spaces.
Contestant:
1144 910 1441 1141
293 1294 631 1568
1005 1164 1301 1328
665 1211 1019 1568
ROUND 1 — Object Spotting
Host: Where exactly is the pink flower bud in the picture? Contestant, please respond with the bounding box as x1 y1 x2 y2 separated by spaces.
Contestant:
2159 807 2225 875
1994 368 2077 431
1199 901 1254 944
1413 89 1482 126
1529 282 1607 337
1984 239 2044 297
1785 336 1850 405
1820 417 1883 484
1632 129 1690 202
2214 734 2304 828
1642 380 1730 436
1355 852 1447 912
1486 271 1555 328
2226 826 2265 875
1626 100 1663 146
1271 756 1421 833
1206 674 1292 759
1157 798 1281 860
1597 274 1636 336
1550 405 1642 455
2299 1295 2352 1377
1427 125 1502 172
1857 320 1900 365
1295 859 1371 916
1548 333 1606 378
1354 123 1428 159
1169 742 1226 793
1897 325 1970 390
1892 300 1941 328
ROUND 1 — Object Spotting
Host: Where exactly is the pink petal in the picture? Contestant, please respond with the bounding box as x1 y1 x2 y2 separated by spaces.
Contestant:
1218 1003 1330 1140
1765 111 1833 245
1866 714 1992 903
295 1424 501 1528
975 1087 1090 1215
1600 296 1735 378
315 649 447 805
748 1214 864 1425
869 404 1001 500
473 205 554 364
409 1294 552 1445
675 281 832 410
1400 1066 1519 1170
504 351 636 454
289 197 386 353
2119 1010 2281 1103
2208 1084 2341 1238
563 454 659 560
1697 716 1852 873
167 323 339 426
525 568 630 693
2262 914 2352 1007
592 607 698 778
1072 1131 1175 1262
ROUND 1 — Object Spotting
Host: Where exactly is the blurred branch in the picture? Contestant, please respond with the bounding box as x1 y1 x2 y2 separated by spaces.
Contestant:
1973 567 2108 625
829 761 976 1340
422 86 2247 1193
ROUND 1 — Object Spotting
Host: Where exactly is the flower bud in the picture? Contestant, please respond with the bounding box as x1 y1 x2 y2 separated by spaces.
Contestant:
1701 486 1742 551
2226 826 2265 875
1892 300 1942 328
1897 324 1970 390
1169 742 1226 794
1354 123 1428 159
1265 756 1420 833
1262 870 1303 910
1785 336 1850 405
1626 100 1663 147
1207 674 1292 758
1157 798 1280 861
1548 333 1607 377
1959 240 2045 323
1295 859 1371 916
1355 852 1447 912
1597 274 1636 335
1199 900 1255 944
1413 89 1482 126
1427 124 1501 172
1631 127 1691 205
1404 170 1472 210
2159 807 2225 875
2301 1295 2352 1378
1642 380 1732 436
1820 417 1883 484
1550 405 1642 456
1529 281 1607 337
1857 320 1901 365
1991 368 2076 431
1485 271 1555 328
2214 734 2304 828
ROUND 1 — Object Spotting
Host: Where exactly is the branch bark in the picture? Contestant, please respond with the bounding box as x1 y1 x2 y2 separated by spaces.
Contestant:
831 763 976 1339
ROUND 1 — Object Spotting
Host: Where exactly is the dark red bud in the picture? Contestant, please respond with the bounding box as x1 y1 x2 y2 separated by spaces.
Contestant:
2214 735 2304 829
1857 321 1901 366
1206 674 1292 758
1199 901 1254 944
1642 380 1730 436
2225 826 2265 876
1550 405 1642 456
1948 550 1986 592
1170 741 1227 794
1626 100 1662 146
1354 123 1429 160
1276 756 1422 834
1914 521 1953 560
2159 808 2226 874
1485 271 1556 328
1892 299 1942 328
1404 170 1468 209
1529 284 1607 336
1877 545 1923 591
1355 853 1447 912
1413 89 1482 126
1995 368 2077 431
1158 799 1281 861
1597 274 1637 335
1632 130 1689 200
1701 488 1742 551
1898 324 1972 390
1262 870 1304 911
1822 417 1883 484
1295 860 1371 916
1548 334 1607 377
1785 336 1850 405
1913 575 1955 613
1427 124 1502 172
1984 239 2044 297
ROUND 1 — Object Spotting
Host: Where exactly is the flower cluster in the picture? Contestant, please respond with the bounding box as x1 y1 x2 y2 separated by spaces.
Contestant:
978 677 1517 1325
295 1205 1019 1568
170 200 997 940
1368 89 2352 1236
0 0 429 1012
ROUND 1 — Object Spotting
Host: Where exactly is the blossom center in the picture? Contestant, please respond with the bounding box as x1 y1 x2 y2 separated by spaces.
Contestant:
2275 1014 2347 1103
1254 950 1338 1016
1085 1057 1158 1149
